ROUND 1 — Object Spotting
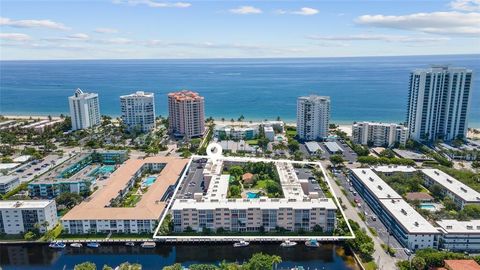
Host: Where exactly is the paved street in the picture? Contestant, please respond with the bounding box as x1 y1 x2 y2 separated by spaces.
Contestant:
322 160 401 270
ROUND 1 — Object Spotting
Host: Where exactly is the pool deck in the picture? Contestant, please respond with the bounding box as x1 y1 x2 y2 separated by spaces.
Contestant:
61 156 189 221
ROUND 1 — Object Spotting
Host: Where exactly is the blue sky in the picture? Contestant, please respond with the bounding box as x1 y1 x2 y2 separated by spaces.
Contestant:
0 0 479 60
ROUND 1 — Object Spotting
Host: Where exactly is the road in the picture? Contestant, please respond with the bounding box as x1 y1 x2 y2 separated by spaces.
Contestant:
324 161 400 270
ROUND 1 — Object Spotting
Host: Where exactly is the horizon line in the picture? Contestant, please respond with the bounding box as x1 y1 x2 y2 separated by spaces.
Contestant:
1 53 479 62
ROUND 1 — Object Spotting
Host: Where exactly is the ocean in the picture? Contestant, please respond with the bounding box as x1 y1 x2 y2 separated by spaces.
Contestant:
0 54 479 127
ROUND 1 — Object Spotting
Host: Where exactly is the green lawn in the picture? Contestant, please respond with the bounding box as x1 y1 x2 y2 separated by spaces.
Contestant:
245 139 258 145
121 194 141 207
286 130 297 137
253 179 276 189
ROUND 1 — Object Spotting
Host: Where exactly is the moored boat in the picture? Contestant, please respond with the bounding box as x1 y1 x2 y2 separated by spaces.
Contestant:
86 242 100 248
70 243 83 248
49 242 66 249
233 241 249 247
280 240 297 247
125 242 135 247
305 239 319 248
141 241 156 248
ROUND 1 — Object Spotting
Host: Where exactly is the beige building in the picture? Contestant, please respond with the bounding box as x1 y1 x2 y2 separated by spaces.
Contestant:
168 90 205 138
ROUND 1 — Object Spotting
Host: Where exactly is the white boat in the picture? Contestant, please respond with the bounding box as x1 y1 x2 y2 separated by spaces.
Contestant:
70 243 83 248
49 242 66 249
305 239 319 248
141 241 156 248
233 241 250 247
86 242 100 248
280 240 297 247
125 242 135 247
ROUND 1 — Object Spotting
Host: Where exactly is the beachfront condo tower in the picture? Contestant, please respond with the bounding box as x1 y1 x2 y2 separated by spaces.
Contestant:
296 95 330 141
406 65 473 142
68 88 101 131
120 91 156 133
168 90 205 138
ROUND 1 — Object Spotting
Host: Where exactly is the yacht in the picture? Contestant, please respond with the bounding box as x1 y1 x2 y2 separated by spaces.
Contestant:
141 241 156 248
280 240 297 247
125 242 135 247
70 243 83 248
305 239 319 248
233 241 250 247
49 242 66 249
86 242 100 248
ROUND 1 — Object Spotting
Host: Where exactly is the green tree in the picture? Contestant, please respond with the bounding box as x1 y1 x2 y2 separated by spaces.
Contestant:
118 262 142 270
229 166 244 180
163 264 183 270
56 192 83 209
189 264 219 270
287 140 300 153
24 231 36 240
329 154 344 167
412 256 426 270
74 262 97 270
244 253 282 270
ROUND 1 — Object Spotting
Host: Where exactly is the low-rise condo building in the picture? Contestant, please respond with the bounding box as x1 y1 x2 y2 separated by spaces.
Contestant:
349 168 440 250
171 159 337 233
61 156 188 234
437 220 480 252
0 200 58 234
215 126 257 140
372 165 417 176
0 175 20 195
422 169 480 209
29 151 128 198
352 122 409 147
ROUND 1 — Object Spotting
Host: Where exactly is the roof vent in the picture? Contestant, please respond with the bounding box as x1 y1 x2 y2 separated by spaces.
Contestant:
414 221 419 227
401 209 407 215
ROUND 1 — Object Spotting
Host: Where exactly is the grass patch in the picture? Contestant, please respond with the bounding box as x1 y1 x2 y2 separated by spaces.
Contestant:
245 139 259 145
363 260 377 270
368 227 378 236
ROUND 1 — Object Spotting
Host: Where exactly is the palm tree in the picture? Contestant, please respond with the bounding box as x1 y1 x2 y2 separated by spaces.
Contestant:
271 255 282 270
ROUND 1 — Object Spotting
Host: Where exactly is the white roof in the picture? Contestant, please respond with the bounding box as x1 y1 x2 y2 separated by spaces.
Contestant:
13 155 31 163
264 126 274 132
0 200 54 209
350 169 402 199
205 174 230 200
422 169 480 203
0 175 19 184
0 163 20 170
373 165 417 173
437 220 480 234
380 198 439 234
324 142 342 153
305 141 322 153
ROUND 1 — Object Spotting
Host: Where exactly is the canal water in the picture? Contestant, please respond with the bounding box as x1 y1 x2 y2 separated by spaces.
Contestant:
0 243 360 270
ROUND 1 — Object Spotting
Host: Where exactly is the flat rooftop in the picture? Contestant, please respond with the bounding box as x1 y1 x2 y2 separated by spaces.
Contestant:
61 156 189 221
422 169 480 203
0 175 19 184
373 165 417 173
305 141 322 153
380 198 439 234
437 219 480 234
393 149 432 161
0 200 54 209
324 142 343 153
350 169 402 199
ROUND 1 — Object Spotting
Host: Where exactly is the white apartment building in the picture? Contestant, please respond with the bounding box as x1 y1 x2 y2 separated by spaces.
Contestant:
297 95 330 141
437 220 480 252
168 90 205 138
422 169 480 209
68 88 101 131
0 200 58 234
406 66 473 142
171 159 337 233
0 175 20 195
120 91 156 133
352 122 409 147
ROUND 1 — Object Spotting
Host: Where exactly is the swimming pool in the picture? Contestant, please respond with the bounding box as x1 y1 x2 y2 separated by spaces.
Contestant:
420 203 436 210
246 192 260 199
89 165 116 176
143 176 157 187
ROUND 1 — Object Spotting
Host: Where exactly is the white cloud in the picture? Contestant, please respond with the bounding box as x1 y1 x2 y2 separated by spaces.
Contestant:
0 33 32 41
292 7 319 16
0 17 69 30
229 6 262 15
308 34 450 42
275 7 318 16
97 37 133 44
355 12 480 36
450 0 480 11
113 0 191 8
95 28 119 34
68 33 90 40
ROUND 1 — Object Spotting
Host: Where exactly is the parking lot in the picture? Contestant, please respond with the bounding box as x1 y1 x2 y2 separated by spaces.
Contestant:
333 169 408 260
176 159 209 199
295 167 325 197
300 139 358 163
11 154 72 183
